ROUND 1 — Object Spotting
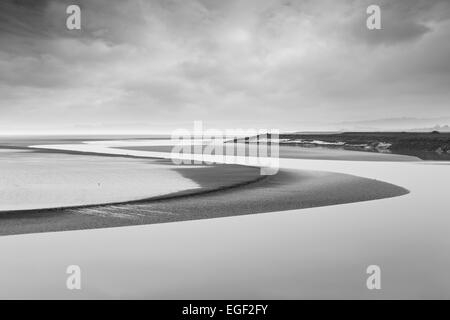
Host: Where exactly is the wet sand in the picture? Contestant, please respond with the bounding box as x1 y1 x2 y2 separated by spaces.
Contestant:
0 165 407 236
1 159 447 299
0 149 202 212
0 139 411 236
1 139 448 299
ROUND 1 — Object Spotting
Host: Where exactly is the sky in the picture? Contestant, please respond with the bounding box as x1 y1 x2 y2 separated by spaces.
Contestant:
0 0 449 134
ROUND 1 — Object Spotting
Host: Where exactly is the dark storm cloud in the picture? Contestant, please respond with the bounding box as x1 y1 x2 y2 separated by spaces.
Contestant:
0 0 449 133
0 0 68 40
348 0 450 45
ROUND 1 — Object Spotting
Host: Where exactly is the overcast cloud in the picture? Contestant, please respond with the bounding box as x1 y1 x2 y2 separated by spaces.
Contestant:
1 0 449 133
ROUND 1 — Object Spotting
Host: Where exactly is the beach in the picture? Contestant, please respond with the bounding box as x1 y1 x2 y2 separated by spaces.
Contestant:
0 149 448 299
0 138 448 298
0 139 410 235
0 148 202 212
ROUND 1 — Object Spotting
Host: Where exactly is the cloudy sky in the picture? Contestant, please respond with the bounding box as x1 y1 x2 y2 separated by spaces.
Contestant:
1 0 450 133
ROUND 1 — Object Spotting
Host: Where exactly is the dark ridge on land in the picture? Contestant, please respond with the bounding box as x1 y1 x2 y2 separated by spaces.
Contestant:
277 132 450 160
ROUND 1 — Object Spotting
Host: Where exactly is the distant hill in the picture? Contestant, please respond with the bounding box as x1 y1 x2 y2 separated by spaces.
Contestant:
409 125 450 132
335 117 450 132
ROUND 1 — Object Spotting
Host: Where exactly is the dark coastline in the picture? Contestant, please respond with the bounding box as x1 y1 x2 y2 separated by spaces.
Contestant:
278 132 450 160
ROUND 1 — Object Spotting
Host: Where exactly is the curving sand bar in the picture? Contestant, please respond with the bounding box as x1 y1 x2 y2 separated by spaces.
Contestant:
0 148 202 212
0 139 410 235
